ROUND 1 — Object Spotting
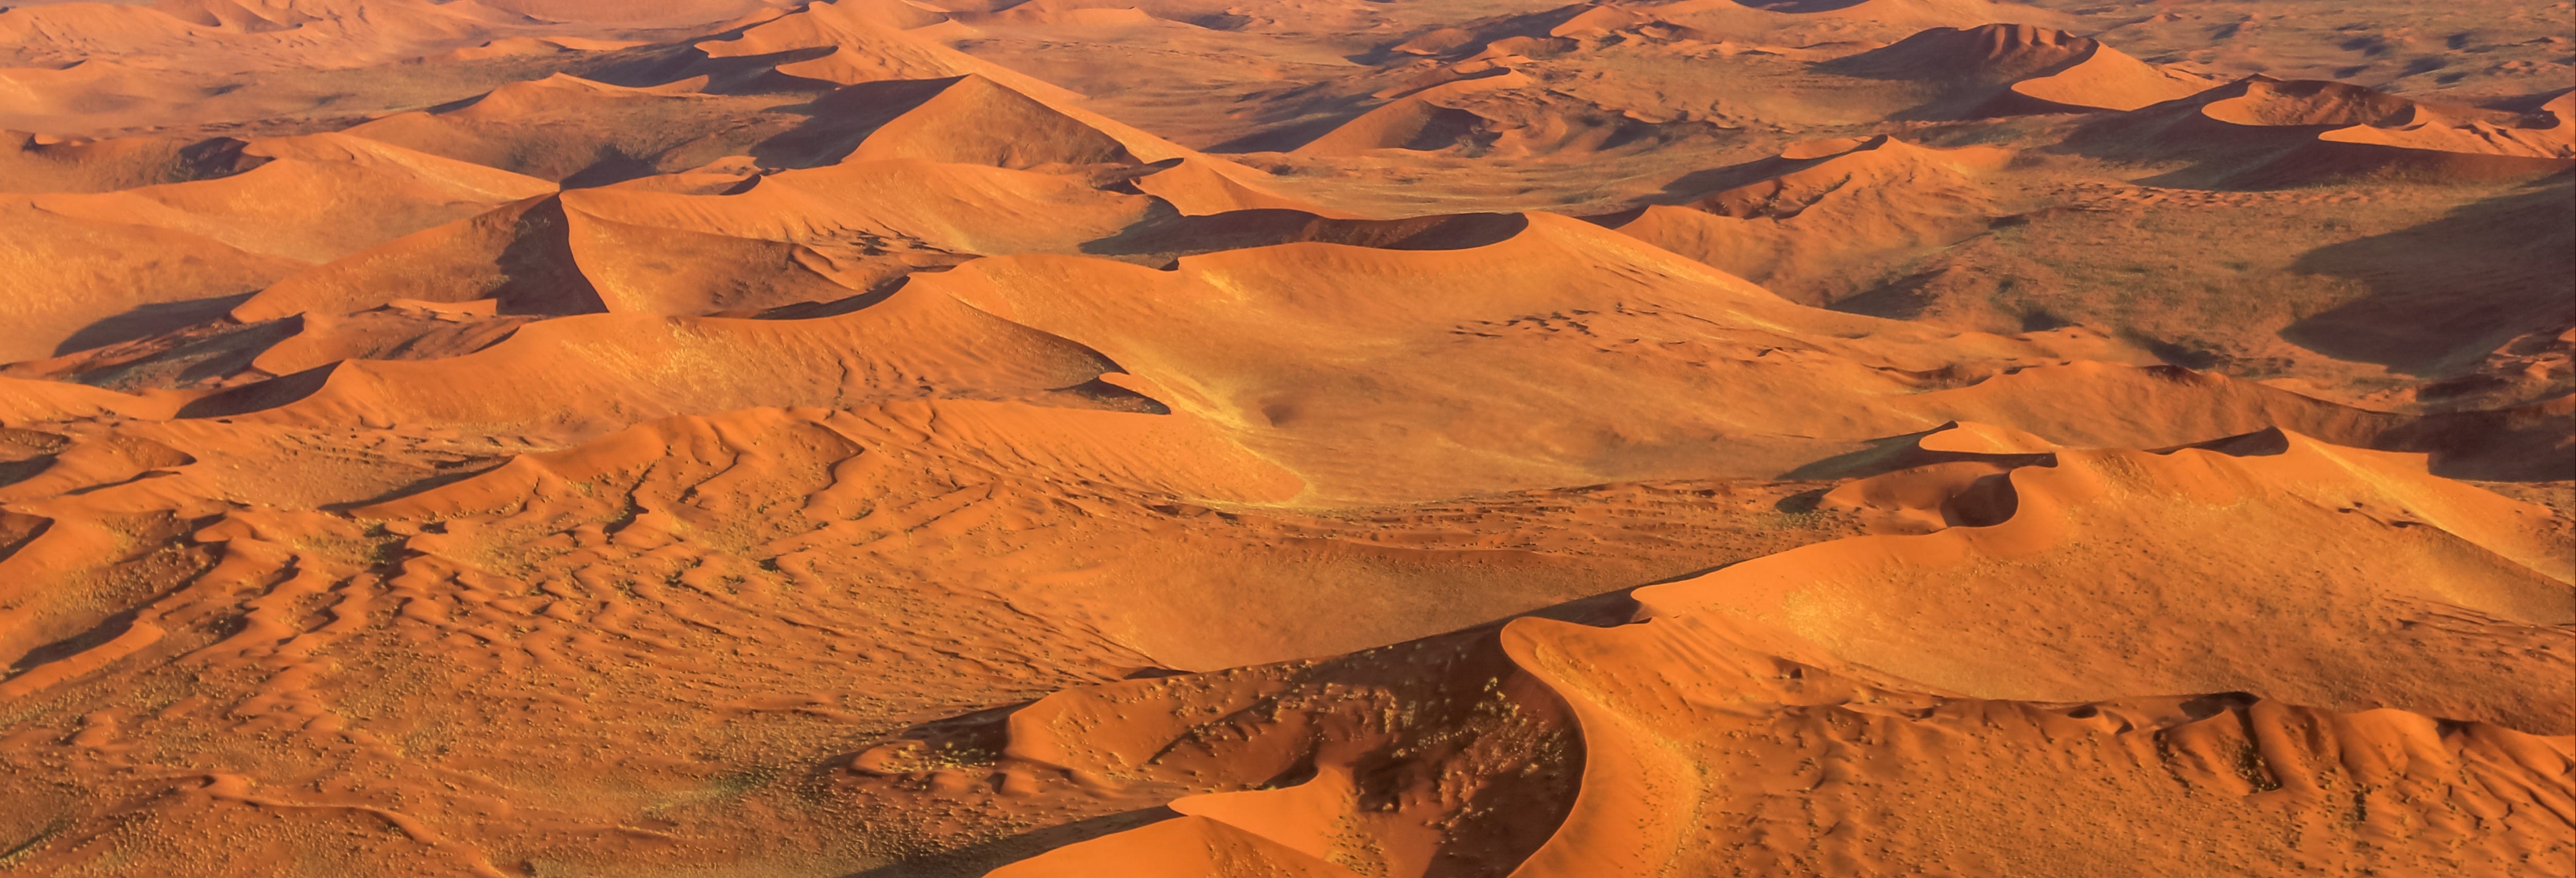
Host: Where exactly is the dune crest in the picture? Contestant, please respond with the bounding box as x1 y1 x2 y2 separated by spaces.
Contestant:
1592 134 2007 301
1830 23 2212 114
2085 76 2576 185
952 425 2570 875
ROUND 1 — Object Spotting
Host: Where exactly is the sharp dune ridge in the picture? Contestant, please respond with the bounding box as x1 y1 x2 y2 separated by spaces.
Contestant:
0 0 2569 875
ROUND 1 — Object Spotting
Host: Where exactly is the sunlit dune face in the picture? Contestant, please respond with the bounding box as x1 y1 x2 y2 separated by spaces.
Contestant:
0 0 2568 874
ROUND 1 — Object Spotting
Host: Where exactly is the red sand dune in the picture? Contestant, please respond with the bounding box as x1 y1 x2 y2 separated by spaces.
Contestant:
1830 23 2212 114
981 423 2570 875
0 1 2568 875
1590 134 2008 300
2086 75 2576 185
0 130 261 193
228 156 1160 320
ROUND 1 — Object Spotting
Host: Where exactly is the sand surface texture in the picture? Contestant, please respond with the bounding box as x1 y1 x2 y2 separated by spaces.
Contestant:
0 0 2569 875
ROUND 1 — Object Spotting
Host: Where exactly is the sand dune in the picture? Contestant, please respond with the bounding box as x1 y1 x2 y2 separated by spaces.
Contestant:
1595 134 2008 301
2085 76 2576 185
340 74 778 184
0 130 261 193
1500 616 2570 875
0 0 525 71
1636 426 2573 725
471 0 790 26
0 375 176 423
959 425 2570 875
1392 0 2066 60
31 133 555 263
907 212 2518 500
846 74 1143 166
1287 70 1665 159
642 0 1089 98
197 285 1150 436
0 0 2568 874
0 196 303 361
1293 74 1531 156
1828 23 2211 115
1125 157 1351 216
230 156 1157 322
0 132 549 358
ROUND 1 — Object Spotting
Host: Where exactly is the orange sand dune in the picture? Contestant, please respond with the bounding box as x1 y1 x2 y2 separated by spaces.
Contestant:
2315 89 2576 162
1593 134 2006 300
1293 71 1536 156
340 74 782 184
1635 426 2573 726
0 58 213 131
965 425 2570 876
1387 5 1651 60
196 285 1150 437
816 72 1220 167
0 0 521 67
1827 23 2211 114
30 132 555 264
0 132 549 360
624 0 1082 96
0 1 2569 874
0 375 178 423
947 0 1193 30
2085 76 2576 185
845 74 1143 167
987 630 1574 877
1392 0 2066 61
633 66 1246 183
909 213 2510 500
244 303 539 377
1281 23 2202 162
231 156 1159 321
0 0 800 132
421 35 644 63
0 130 261 193
1125 157 1352 217
0 195 303 361
1498 617 2571 876
1084 210 1531 263
991 816 1369 877
470 0 790 26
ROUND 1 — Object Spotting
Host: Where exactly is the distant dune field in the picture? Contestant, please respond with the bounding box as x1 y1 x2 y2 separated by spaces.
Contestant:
0 1 2568 875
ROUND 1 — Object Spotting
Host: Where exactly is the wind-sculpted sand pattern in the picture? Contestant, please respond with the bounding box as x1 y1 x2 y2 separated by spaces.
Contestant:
0 1 2568 875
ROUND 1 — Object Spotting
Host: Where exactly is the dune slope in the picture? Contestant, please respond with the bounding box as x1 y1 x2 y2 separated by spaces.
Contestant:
0 1 2568 875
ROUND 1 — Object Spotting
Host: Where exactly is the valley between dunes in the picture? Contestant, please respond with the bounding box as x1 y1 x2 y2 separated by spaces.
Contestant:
0 0 2569 875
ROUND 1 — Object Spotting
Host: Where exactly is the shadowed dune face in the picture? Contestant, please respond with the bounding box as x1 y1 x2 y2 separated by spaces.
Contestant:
1823 23 2215 116
0 0 2570 875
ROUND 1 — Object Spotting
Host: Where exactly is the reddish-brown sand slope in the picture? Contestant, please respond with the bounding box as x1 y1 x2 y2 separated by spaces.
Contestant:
0 195 305 361
0 132 552 360
1590 134 2009 301
983 425 2571 877
918 211 2526 497
1828 23 2213 115
2084 76 2576 185
1392 0 2070 60
0 130 261 193
1127 157 1352 217
338 74 780 184
32 133 556 264
201 287 1155 436
228 156 1160 321
0 0 594 131
0 1 2569 875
